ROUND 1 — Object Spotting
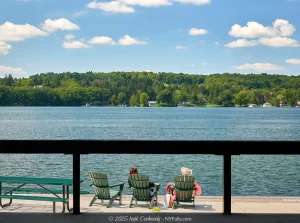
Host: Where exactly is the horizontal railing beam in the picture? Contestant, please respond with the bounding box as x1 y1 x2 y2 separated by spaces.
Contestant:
0 140 299 154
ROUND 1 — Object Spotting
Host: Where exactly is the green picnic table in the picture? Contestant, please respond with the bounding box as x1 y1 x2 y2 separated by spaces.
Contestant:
0 176 85 213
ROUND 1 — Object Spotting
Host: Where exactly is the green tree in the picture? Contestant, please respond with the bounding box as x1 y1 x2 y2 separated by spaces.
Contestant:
156 90 173 105
16 78 34 87
129 94 139 106
207 84 219 104
111 95 117 106
118 92 127 105
2 74 14 86
283 89 298 106
0 86 12 105
61 79 80 88
140 92 149 107
59 88 84 106
173 90 188 105
197 93 207 106
235 90 253 106
217 90 234 107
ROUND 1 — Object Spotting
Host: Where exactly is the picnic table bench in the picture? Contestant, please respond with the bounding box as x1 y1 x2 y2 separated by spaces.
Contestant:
0 176 88 213
0 187 89 194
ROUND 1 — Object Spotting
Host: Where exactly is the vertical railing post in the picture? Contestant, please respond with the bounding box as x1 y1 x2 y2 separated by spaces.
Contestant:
73 152 80 215
223 154 231 215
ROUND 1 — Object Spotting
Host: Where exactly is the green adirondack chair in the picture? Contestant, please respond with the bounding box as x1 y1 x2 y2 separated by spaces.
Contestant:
88 172 125 208
128 174 156 209
172 175 196 209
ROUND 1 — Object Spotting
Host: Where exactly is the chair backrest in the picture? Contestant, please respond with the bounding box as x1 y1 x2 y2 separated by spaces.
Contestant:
89 172 110 199
129 174 151 201
129 174 149 188
174 176 195 202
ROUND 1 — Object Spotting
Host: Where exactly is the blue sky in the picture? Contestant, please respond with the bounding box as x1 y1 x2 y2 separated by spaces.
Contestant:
0 0 300 77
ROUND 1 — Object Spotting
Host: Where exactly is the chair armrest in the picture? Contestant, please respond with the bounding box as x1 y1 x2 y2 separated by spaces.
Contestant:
110 182 125 191
90 184 108 189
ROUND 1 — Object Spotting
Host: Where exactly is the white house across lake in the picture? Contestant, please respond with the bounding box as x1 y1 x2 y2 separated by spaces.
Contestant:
148 101 157 107
263 103 272 107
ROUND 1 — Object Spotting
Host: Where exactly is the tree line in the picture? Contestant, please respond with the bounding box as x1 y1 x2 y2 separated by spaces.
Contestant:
0 72 299 107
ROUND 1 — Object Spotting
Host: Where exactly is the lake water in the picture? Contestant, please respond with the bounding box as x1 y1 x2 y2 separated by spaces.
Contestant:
0 107 299 196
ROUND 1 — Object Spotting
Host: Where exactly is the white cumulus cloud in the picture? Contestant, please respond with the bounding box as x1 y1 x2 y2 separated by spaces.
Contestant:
188 28 208 36
0 21 48 42
118 0 172 7
226 19 299 48
0 41 12 55
118 35 147 45
62 41 90 49
87 1 135 13
88 36 115 45
234 63 285 71
174 0 211 5
41 18 80 33
229 19 296 38
225 39 259 48
286 59 300 64
65 34 75 40
0 65 27 76
175 45 188 49
258 37 300 47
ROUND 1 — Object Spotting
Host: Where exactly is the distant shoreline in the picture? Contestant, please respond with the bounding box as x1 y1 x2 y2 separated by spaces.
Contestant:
0 105 298 108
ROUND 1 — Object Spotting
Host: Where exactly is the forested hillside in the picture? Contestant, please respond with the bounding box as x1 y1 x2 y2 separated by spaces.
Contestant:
0 72 299 107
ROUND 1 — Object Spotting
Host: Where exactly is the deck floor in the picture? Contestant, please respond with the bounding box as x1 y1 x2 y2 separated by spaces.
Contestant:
0 195 299 214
